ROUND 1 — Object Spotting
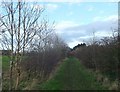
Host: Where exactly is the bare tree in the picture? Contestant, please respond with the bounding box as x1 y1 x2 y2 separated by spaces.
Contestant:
0 0 44 90
21 20 69 83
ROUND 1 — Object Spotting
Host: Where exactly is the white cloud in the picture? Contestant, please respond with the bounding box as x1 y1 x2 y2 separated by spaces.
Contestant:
32 4 44 9
45 4 58 11
67 30 114 48
93 15 118 22
55 20 79 34
93 16 103 22
56 20 79 29
95 31 113 37
68 40 83 48
103 15 118 21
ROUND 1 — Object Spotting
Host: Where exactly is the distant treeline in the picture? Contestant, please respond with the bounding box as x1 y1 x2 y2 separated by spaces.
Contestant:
0 50 11 55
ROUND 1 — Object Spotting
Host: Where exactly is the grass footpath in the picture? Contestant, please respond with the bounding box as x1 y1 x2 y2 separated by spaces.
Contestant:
37 57 106 90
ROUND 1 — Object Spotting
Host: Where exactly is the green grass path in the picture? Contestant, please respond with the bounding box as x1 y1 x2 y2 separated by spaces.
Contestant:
38 57 106 90
2 56 10 71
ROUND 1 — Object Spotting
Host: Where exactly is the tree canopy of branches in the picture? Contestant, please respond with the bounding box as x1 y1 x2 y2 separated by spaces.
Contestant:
73 34 119 82
0 1 69 90
0 1 48 90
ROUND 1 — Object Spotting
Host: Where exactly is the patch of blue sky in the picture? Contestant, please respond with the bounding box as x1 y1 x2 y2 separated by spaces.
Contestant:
44 2 118 24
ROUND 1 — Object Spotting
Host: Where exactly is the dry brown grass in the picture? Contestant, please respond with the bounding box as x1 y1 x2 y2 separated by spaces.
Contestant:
109 79 119 90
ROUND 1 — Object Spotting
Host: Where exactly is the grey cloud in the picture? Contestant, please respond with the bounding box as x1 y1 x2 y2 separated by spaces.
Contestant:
57 19 117 44
64 20 117 33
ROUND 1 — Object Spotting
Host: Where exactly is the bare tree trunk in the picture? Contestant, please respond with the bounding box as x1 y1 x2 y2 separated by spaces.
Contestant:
23 7 26 56
15 1 21 90
23 19 26 56
9 1 14 90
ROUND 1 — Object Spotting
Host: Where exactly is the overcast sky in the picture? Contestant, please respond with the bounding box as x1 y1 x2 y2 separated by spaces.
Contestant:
0 0 118 48
40 2 118 48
